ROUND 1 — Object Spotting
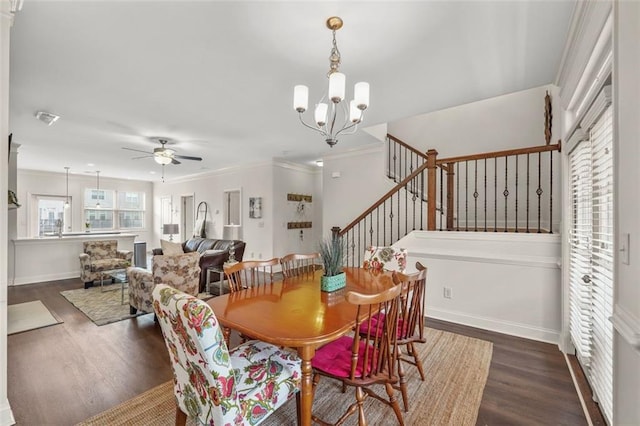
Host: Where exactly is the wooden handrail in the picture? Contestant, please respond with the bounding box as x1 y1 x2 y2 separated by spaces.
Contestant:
387 134 429 160
339 161 430 236
436 141 561 165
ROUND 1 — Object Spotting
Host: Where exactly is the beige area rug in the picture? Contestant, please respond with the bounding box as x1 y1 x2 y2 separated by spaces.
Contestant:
60 285 143 326
79 328 493 426
8 300 63 335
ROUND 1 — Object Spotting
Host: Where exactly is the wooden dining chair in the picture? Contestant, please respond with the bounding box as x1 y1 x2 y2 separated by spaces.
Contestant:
311 283 405 426
152 284 301 425
280 252 321 278
224 258 279 292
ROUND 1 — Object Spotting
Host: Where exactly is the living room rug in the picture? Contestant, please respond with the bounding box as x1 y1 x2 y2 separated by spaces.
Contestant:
8 300 63 335
60 285 143 326
78 328 493 425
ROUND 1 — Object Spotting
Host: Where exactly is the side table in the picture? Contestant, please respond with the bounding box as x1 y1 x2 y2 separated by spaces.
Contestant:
206 262 236 296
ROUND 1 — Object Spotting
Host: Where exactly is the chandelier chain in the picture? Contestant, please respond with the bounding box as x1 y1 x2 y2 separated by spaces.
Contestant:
328 30 341 75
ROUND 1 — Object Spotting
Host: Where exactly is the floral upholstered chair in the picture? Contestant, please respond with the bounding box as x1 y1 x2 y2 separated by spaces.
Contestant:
362 246 408 273
152 284 301 425
127 252 200 315
79 240 133 289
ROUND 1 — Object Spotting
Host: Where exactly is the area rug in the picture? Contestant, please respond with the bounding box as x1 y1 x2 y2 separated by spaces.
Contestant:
78 328 493 426
60 285 143 326
8 300 63 335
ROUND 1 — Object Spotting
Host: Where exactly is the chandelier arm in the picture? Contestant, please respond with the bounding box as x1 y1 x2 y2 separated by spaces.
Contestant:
298 113 329 137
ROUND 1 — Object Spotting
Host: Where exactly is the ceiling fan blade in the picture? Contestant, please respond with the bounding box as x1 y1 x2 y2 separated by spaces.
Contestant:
174 154 203 161
131 155 154 160
122 147 154 155
172 158 181 165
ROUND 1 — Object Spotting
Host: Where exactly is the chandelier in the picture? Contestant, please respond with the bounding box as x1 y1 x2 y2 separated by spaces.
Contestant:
293 16 370 147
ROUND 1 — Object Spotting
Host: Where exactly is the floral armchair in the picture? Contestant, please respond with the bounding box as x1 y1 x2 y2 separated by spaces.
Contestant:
152 284 301 425
79 240 133 289
362 246 408 273
127 252 201 315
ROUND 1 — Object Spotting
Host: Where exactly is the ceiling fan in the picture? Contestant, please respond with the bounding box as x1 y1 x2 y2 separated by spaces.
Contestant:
122 138 203 165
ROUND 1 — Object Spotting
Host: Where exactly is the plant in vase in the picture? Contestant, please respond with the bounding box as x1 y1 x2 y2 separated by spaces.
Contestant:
319 234 346 292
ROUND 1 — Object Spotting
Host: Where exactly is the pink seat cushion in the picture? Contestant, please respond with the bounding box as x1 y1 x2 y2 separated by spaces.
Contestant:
312 336 376 378
359 313 407 338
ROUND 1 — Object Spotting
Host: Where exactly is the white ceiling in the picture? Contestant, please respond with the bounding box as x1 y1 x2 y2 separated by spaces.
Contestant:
9 1 576 182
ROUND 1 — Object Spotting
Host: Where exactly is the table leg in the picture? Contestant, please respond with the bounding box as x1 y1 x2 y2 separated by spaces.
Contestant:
297 346 315 426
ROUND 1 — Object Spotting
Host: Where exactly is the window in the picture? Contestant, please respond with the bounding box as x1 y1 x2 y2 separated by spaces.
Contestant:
567 89 613 424
83 189 145 230
117 191 145 229
35 195 70 236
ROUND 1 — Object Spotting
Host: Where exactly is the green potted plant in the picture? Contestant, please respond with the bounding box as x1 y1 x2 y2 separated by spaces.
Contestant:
319 234 346 292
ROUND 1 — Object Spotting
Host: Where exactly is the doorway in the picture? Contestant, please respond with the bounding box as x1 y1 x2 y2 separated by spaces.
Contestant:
181 194 194 241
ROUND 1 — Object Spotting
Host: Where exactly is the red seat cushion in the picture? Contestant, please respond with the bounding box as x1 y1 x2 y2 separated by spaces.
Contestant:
359 313 407 338
312 336 376 378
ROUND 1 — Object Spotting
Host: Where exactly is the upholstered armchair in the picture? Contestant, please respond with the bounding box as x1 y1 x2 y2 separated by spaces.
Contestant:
79 240 133 289
152 284 301 426
127 252 200 315
362 246 408 273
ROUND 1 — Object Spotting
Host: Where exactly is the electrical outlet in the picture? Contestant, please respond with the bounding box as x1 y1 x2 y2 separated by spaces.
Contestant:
443 287 452 299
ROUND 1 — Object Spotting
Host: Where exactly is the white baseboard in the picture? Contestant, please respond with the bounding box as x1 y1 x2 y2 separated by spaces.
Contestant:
428 307 560 344
0 398 15 426
12 271 79 286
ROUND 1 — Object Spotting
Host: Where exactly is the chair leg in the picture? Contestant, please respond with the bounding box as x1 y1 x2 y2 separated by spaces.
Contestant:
384 382 404 426
295 391 301 426
397 353 409 412
175 405 187 426
130 306 137 315
84 281 93 289
408 342 425 381
355 387 367 426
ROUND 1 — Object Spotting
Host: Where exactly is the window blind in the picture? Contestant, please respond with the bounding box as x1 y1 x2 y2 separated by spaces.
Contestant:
567 99 613 425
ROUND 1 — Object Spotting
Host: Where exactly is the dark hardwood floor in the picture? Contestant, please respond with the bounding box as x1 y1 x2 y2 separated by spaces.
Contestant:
8 279 591 425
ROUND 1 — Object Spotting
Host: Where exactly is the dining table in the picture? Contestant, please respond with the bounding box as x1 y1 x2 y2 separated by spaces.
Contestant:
207 266 396 426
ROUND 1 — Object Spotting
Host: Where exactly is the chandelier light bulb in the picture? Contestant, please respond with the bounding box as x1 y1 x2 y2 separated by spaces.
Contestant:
154 155 173 165
315 103 328 126
328 72 346 103
349 100 362 123
294 85 309 113
354 82 370 110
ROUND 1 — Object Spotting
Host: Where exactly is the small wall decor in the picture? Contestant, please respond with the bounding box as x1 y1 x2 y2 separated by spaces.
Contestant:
287 221 312 229
287 193 312 202
249 197 262 219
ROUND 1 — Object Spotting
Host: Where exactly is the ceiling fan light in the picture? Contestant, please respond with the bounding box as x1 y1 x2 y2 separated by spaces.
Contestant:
154 155 173 165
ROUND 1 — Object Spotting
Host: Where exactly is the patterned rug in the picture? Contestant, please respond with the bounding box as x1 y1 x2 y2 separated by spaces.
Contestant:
60 285 143 326
79 328 493 425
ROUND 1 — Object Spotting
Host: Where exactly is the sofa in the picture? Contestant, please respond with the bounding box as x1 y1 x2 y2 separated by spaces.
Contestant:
153 237 246 292
79 240 133 289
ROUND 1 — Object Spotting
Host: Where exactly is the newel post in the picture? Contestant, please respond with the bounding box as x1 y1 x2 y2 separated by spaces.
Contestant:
446 162 455 230
426 149 438 230
331 226 341 238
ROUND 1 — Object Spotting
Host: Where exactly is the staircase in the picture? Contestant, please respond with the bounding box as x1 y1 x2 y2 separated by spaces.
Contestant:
334 134 561 268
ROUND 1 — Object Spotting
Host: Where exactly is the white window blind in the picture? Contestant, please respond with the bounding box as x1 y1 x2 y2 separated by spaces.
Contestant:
567 100 613 425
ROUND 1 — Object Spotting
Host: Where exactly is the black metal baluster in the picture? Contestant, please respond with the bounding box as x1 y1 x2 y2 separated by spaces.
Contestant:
383 199 387 245
439 167 444 231
494 157 497 232
515 155 519 232
484 158 487 232
526 154 530 233
504 156 509 232
474 160 478 231
537 152 542 233
405 179 409 235
456 163 460 231
465 161 469 231
549 151 553 234
421 169 425 230
376 207 380 246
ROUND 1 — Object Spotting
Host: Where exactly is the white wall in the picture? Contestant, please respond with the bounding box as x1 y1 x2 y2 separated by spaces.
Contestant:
0 1 14 423
272 162 322 257
612 1 640 423
14 169 153 242
153 160 319 262
400 231 561 343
